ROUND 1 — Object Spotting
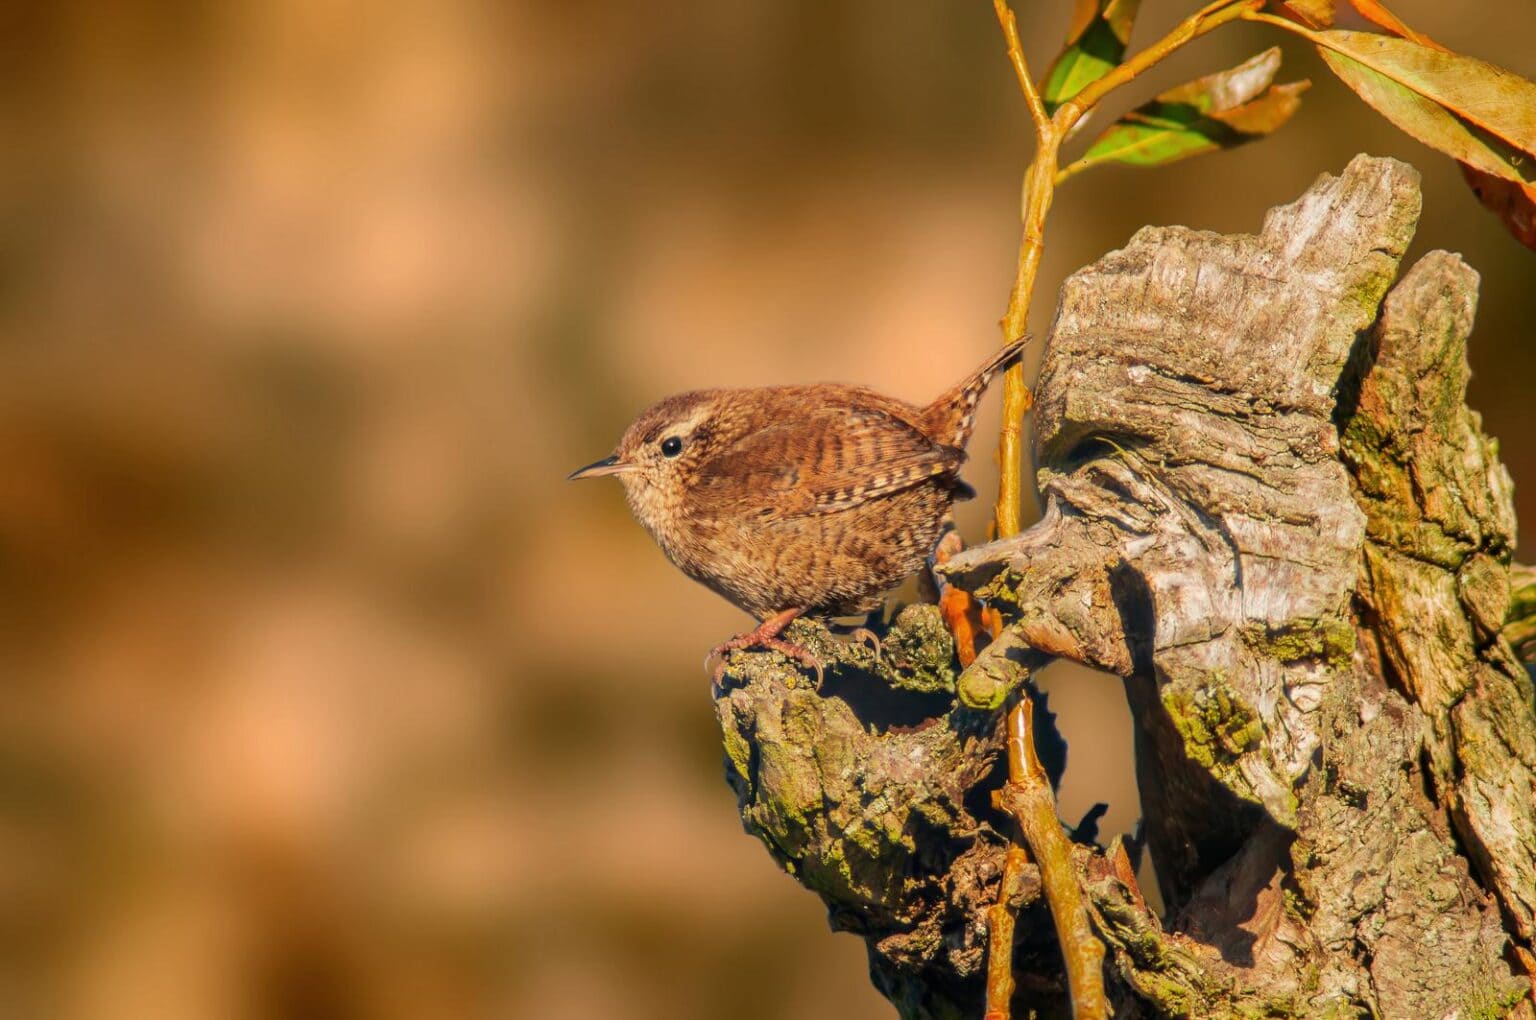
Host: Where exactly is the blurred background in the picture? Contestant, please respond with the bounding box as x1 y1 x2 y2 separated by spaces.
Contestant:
0 1 1531 1017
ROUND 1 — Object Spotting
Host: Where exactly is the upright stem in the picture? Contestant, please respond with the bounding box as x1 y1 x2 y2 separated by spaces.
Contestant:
991 0 1054 539
989 0 1259 538
994 142 1056 538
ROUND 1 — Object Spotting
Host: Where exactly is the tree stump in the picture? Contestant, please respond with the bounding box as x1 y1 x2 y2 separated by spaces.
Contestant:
713 155 1536 1018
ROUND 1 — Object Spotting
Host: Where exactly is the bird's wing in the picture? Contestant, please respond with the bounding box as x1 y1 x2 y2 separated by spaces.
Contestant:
694 405 964 519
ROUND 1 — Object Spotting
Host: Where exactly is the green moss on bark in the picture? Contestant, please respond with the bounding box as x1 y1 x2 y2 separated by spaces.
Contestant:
1243 618 1356 669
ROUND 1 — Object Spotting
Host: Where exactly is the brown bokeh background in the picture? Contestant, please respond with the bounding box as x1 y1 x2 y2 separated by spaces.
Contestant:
1 2 1532 1018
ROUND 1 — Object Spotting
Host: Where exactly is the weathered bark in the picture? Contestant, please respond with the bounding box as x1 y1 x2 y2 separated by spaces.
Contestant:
714 156 1536 1018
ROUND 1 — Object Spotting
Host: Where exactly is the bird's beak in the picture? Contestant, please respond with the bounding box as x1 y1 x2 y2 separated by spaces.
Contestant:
568 454 635 480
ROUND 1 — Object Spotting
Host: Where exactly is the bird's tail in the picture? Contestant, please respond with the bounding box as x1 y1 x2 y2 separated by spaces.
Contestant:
921 336 1029 449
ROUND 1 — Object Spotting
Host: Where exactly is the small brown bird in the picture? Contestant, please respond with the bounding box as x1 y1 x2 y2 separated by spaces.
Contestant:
570 339 1025 684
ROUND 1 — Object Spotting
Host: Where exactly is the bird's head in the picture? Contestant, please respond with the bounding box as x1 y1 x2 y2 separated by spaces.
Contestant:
568 390 736 535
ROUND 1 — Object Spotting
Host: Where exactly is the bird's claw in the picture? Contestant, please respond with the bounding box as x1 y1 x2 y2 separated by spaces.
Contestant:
708 636 824 690
758 637 824 688
846 626 883 658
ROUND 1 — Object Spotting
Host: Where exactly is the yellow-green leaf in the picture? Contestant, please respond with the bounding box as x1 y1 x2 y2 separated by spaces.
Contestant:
1061 49 1308 178
1042 0 1141 113
1315 31 1536 184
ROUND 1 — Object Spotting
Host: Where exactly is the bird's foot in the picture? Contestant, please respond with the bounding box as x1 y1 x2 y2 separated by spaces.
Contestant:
758 636 824 687
708 609 822 690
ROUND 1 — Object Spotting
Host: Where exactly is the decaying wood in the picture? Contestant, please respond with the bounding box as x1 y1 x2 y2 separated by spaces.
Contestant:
714 156 1535 1018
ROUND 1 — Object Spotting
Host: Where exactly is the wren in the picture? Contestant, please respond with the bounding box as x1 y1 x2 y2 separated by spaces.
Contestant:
569 339 1026 684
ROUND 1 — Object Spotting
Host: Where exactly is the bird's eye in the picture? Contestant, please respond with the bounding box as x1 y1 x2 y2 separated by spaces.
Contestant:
660 436 684 458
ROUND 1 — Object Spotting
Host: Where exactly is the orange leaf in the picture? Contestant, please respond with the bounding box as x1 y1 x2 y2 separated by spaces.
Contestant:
1269 0 1335 29
1064 0 1099 44
1461 162 1536 251
1345 0 1445 51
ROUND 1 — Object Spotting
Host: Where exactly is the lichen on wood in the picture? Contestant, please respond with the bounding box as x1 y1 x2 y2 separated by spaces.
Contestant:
715 609 1057 1017
713 156 1536 1018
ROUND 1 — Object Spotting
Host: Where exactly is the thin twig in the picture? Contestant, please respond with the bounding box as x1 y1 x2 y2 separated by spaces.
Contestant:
992 0 1050 140
983 844 1032 1018
995 699 1107 1019
990 0 1050 539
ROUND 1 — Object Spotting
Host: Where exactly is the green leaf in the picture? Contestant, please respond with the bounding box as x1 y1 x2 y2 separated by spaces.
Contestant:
1061 48 1308 178
1315 31 1536 184
1042 0 1141 113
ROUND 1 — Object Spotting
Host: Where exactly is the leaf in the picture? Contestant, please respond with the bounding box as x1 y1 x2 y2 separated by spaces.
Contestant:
1269 0 1335 29
1308 19 1533 245
1042 0 1141 113
1160 46 1285 110
1062 48 1308 177
1315 31 1536 184
1344 0 1444 50
1461 163 1536 251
